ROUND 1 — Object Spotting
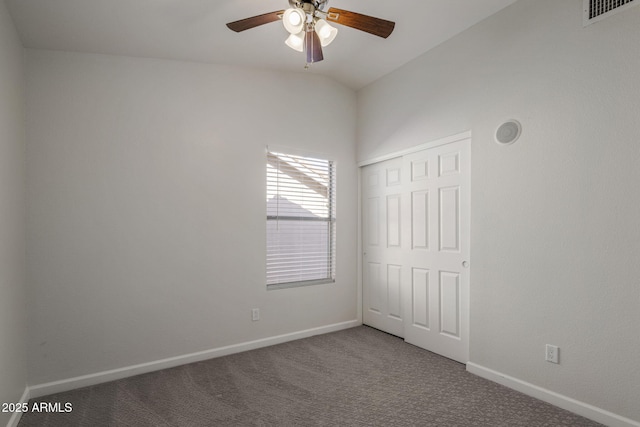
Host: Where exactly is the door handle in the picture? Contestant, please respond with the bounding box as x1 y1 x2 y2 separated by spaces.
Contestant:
462 261 469 268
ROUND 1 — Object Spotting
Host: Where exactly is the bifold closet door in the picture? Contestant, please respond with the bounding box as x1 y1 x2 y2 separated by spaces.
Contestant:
361 138 470 363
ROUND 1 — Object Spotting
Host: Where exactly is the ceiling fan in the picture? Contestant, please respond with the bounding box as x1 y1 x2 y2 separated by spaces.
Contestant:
226 0 395 65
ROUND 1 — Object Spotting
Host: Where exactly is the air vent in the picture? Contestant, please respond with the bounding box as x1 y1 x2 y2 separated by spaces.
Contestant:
584 0 639 25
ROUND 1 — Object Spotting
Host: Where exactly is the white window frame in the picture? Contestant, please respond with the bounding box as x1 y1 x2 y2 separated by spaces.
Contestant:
266 149 336 290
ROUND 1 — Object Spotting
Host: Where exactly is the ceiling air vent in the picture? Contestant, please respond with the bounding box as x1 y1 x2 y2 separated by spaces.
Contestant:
584 0 639 25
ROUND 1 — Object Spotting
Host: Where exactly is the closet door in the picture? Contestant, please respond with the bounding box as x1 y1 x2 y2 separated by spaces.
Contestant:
361 157 405 337
402 139 470 363
361 138 470 363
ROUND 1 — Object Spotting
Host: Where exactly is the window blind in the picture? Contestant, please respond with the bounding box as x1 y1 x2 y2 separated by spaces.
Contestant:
266 151 336 288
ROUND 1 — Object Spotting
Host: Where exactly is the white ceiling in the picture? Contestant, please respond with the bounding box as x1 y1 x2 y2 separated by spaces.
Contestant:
5 0 518 90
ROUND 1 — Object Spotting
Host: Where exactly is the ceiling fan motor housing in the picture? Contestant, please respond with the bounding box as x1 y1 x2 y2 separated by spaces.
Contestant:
289 0 329 13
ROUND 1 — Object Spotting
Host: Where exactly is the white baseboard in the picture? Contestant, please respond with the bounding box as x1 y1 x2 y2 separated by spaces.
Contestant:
466 362 640 427
6 386 30 427
29 320 361 399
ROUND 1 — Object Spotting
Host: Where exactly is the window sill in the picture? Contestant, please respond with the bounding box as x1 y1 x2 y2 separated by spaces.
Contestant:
267 278 335 291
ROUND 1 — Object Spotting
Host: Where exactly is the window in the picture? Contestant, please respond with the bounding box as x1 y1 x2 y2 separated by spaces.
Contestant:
266 150 336 289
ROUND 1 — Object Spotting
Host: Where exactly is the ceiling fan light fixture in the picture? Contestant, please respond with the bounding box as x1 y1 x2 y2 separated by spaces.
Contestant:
283 8 306 34
314 19 338 47
226 3 395 66
285 31 305 52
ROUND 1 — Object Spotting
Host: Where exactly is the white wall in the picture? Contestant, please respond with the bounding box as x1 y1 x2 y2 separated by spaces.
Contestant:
25 50 358 385
357 0 640 423
0 1 27 425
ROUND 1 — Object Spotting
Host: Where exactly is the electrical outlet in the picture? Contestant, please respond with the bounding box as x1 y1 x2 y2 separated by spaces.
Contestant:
545 344 559 364
251 308 260 321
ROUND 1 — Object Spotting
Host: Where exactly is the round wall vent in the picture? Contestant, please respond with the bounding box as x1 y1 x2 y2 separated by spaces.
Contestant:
495 120 522 145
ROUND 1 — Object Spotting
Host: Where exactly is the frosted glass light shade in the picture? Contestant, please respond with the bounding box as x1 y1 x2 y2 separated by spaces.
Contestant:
315 19 338 47
283 8 305 34
285 31 305 52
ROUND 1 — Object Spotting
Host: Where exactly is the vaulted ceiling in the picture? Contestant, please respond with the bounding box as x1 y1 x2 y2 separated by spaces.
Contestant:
5 0 518 89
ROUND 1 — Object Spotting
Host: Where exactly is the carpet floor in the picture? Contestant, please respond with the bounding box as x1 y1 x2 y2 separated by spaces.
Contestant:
18 326 602 426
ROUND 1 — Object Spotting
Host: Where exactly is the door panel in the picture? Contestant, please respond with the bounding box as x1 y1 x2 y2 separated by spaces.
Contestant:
411 191 429 250
362 157 404 337
387 265 402 319
439 271 460 338
367 262 382 313
402 139 470 363
411 268 430 329
439 186 460 252
367 197 380 247
387 195 402 248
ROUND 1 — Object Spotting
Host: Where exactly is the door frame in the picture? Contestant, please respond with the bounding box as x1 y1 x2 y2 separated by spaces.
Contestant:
357 130 471 357
357 131 471 169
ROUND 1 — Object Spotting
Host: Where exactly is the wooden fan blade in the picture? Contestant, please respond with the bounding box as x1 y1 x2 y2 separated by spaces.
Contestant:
326 7 395 38
305 29 324 63
226 10 284 33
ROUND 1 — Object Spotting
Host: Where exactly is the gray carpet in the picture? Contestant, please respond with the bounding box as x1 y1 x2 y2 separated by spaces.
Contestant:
18 326 602 426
